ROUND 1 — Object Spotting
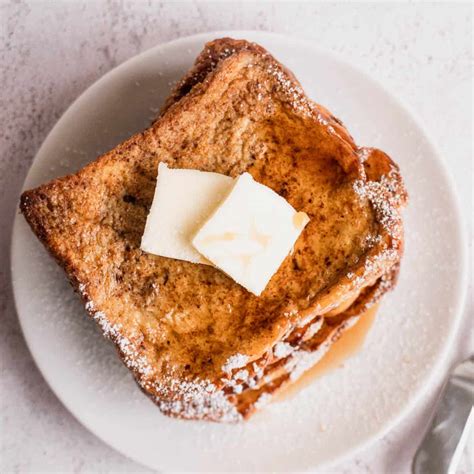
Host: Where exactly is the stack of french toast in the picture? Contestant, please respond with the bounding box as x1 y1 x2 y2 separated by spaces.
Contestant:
20 38 407 422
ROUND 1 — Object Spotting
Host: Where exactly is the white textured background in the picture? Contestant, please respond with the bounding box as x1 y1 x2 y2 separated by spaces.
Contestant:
0 2 472 473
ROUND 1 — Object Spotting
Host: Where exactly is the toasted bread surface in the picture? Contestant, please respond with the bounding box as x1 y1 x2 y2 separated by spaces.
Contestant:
21 38 406 421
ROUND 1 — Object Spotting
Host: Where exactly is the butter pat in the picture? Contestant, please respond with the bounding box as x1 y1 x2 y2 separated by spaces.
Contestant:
192 173 310 295
141 163 233 263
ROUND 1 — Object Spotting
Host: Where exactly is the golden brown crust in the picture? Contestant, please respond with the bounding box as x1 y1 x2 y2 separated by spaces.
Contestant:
20 38 407 422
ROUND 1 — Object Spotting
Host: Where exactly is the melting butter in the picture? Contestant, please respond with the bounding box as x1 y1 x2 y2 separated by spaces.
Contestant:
141 163 233 264
192 173 310 295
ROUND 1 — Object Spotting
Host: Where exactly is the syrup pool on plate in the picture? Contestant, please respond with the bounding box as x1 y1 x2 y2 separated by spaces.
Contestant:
278 304 379 400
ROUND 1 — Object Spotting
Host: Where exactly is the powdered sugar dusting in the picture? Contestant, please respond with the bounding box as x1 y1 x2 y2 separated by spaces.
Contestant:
273 342 294 359
222 353 249 374
266 62 337 135
221 358 265 395
353 170 405 241
94 312 152 377
304 317 324 340
357 147 371 163
78 284 153 378
222 367 256 394
286 317 359 380
364 270 398 310
252 362 264 379
234 369 249 381
146 377 242 423
347 248 399 291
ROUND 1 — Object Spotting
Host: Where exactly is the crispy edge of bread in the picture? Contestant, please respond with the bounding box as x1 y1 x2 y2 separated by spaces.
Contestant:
162 38 357 159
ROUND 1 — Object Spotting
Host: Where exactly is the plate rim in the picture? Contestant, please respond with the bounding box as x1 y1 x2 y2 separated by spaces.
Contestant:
10 30 469 471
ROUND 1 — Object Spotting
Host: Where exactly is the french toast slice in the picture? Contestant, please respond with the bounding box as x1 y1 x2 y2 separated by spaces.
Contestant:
20 38 407 422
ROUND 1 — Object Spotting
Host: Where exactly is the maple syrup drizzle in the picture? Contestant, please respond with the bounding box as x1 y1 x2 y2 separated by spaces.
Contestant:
278 303 379 401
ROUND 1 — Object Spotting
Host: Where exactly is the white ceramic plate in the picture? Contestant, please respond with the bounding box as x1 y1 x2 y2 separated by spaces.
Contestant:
11 31 467 472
